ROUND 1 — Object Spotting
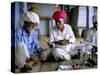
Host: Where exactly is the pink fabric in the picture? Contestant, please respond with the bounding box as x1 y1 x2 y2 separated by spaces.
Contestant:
52 10 67 21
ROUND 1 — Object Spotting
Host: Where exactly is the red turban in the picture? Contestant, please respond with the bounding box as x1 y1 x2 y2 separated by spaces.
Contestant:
52 10 67 21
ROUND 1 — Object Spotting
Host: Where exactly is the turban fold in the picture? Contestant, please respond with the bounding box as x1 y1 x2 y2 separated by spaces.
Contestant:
22 11 40 24
52 10 67 21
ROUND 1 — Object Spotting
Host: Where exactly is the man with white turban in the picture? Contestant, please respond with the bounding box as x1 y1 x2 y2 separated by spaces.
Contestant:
48 8 75 61
15 11 42 72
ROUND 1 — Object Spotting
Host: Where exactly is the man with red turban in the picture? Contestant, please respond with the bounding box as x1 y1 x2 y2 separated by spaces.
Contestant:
48 7 75 61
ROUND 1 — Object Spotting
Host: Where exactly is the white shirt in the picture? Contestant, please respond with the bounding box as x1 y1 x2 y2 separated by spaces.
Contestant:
49 24 75 44
86 28 97 46
49 24 75 59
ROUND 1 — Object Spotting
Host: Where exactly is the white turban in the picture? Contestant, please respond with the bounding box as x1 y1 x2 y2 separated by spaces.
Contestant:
22 11 40 24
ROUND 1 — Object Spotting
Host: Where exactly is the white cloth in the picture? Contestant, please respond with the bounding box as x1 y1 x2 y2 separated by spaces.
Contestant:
70 43 93 56
92 14 97 23
86 28 97 47
22 11 40 24
15 42 30 68
49 24 75 60
52 47 71 60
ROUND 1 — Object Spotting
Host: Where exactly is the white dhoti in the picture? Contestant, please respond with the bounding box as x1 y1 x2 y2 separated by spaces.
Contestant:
15 42 30 68
69 43 93 56
52 44 73 60
52 44 90 60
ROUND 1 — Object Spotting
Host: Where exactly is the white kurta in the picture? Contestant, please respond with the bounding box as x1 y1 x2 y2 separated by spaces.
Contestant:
86 28 97 47
80 28 97 55
49 24 75 60
15 42 30 68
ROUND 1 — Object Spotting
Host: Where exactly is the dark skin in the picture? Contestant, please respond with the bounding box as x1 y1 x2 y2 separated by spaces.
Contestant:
52 39 70 45
23 21 37 35
93 22 97 31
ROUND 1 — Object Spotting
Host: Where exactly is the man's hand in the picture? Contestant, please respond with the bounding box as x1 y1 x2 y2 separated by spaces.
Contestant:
43 39 54 48
54 39 69 45
48 43 54 48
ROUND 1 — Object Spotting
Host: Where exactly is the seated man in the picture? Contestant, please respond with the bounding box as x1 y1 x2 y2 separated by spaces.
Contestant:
85 15 97 58
79 15 97 61
81 15 97 50
48 9 75 60
86 15 97 47
15 11 43 72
